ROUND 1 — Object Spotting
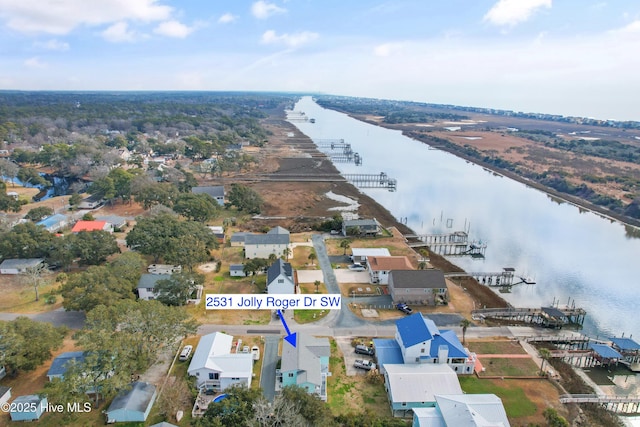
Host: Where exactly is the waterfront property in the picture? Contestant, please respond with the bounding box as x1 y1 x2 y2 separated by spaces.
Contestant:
342 218 381 237
350 247 391 265
384 364 462 418
367 255 414 284
412 394 510 426
388 270 448 306
277 334 330 401
105 381 157 423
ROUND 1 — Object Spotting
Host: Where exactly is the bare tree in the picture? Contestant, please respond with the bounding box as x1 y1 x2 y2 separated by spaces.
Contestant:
21 262 50 302
157 376 191 423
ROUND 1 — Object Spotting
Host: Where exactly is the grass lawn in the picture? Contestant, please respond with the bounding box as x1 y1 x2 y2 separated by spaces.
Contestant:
459 376 537 419
478 357 540 377
467 339 528 355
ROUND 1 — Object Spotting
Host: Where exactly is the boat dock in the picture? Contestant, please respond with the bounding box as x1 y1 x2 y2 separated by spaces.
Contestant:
344 172 397 191
472 306 587 328
404 231 486 258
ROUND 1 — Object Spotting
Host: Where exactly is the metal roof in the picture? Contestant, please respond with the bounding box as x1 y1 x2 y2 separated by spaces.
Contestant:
396 313 440 347
385 364 462 404
412 407 447 427
36 214 67 228
610 337 640 351
541 307 567 320
267 226 290 235
281 334 329 387
107 381 156 414
372 338 404 370
71 220 107 232
435 394 510 427
590 343 623 359
47 351 86 377
430 330 469 359
229 264 244 271
351 248 391 257
192 186 225 198
0 258 44 270
188 332 233 373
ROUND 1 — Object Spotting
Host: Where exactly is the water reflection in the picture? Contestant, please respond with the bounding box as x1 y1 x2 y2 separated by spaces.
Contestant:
292 96 640 340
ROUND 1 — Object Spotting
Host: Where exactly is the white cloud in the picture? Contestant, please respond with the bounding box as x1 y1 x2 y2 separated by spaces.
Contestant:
34 39 70 51
373 42 404 57
0 0 172 34
24 57 46 68
101 21 137 43
616 20 640 34
154 20 193 38
218 13 236 24
484 0 552 27
260 30 318 48
251 1 286 20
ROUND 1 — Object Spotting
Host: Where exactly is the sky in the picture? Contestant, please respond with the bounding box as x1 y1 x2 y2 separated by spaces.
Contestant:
0 0 639 121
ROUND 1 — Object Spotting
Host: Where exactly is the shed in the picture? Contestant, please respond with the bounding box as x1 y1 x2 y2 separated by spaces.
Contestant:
105 381 157 423
229 264 247 277
0 258 44 275
0 386 11 406
10 394 47 421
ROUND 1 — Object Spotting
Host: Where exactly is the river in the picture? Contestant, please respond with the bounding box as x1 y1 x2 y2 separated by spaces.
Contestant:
291 96 640 341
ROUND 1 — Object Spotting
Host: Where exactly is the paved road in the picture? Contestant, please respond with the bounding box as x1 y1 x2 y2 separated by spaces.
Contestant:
0 308 86 329
260 335 280 402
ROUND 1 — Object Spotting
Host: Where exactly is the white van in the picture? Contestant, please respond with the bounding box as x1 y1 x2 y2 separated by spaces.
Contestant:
179 345 193 361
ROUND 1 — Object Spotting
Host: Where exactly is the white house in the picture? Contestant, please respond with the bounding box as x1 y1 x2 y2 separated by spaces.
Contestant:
0 258 44 275
137 274 171 301
350 247 391 265
229 264 247 277
384 364 462 418
187 332 253 392
266 259 296 294
412 394 511 426
192 186 225 206
277 334 330 401
244 227 290 259
367 256 413 284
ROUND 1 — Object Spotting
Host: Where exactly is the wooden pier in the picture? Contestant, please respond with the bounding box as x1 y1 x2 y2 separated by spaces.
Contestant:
344 172 397 191
286 110 310 123
314 139 362 165
472 306 587 328
404 231 486 258
559 394 640 414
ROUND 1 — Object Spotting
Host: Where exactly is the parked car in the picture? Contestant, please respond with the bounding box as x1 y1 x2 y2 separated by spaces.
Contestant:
396 303 413 315
348 263 365 271
354 359 376 371
179 345 193 361
355 344 375 356
251 346 260 361
242 345 250 353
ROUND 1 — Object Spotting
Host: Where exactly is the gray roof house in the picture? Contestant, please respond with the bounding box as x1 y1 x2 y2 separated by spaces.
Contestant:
388 269 449 306
342 218 381 237
229 264 247 277
105 381 157 423
278 334 330 401
192 186 225 206
137 273 171 301
244 227 290 259
266 259 296 294
230 232 252 247
0 258 44 275
95 215 127 230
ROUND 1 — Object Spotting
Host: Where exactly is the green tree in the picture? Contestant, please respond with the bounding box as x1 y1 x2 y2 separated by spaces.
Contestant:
543 408 569 427
339 239 351 255
0 317 66 375
539 347 552 376
155 271 204 306
198 385 262 427
88 176 116 202
70 230 120 266
24 206 54 221
133 181 179 210
109 251 146 286
280 385 333 426
227 183 263 214
60 265 136 312
17 167 49 187
173 192 219 222
0 181 24 212
68 193 82 210
308 251 317 266
314 280 321 293
0 221 54 259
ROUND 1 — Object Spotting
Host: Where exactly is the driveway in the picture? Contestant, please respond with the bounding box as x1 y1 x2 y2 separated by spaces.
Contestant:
0 308 86 329
296 269 370 284
260 335 280 402
336 337 375 377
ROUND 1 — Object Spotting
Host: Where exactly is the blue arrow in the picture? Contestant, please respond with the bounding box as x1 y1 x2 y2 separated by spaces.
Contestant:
278 309 297 347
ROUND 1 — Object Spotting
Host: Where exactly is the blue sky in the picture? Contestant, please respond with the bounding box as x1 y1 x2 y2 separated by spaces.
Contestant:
0 0 639 121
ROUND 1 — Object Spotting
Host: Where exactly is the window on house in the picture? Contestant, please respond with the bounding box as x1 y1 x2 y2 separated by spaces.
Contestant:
146 288 154 292
421 348 425 353
288 373 294 378
231 377 240 380
278 279 284 283
401 402 407 407
415 357 420 362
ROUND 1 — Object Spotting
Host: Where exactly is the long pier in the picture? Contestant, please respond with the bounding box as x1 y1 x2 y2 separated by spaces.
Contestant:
445 268 519 287
473 306 587 328
344 172 397 191
314 139 363 165
559 394 640 414
404 231 486 258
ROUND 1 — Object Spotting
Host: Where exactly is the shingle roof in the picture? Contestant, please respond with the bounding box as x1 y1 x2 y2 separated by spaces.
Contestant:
390 269 446 289
107 381 156 414
0 258 44 270
192 186 225 198
229 264 244 271
267 259 292 284
344 219 379 227
137 274 171 289
368 256 413 271
230 232 252 243
245 233 289 246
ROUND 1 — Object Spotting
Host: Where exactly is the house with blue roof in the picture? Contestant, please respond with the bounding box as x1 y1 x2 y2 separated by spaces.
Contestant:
376 313 475 375
47 351 86 381
36 213 68 232
267 259 296 294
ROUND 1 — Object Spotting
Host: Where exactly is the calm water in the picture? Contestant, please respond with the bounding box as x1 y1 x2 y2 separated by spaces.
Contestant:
291 96 640 340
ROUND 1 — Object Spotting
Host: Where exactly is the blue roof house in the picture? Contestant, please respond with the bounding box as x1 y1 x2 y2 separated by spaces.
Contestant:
47 351 86 381
278 334 330 401
36 213 69 232
105 381 157 423
379 313 476 375
10 394 48 421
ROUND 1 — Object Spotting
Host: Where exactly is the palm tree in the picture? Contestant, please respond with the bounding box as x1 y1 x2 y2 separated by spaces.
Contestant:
314 280 321 293
308 252 317 266
460 318 471 345
539 348 551 376
282 247 291 260
339 239 351 256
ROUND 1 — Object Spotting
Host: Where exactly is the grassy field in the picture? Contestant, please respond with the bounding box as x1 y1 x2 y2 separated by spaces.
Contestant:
467 339 528 355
